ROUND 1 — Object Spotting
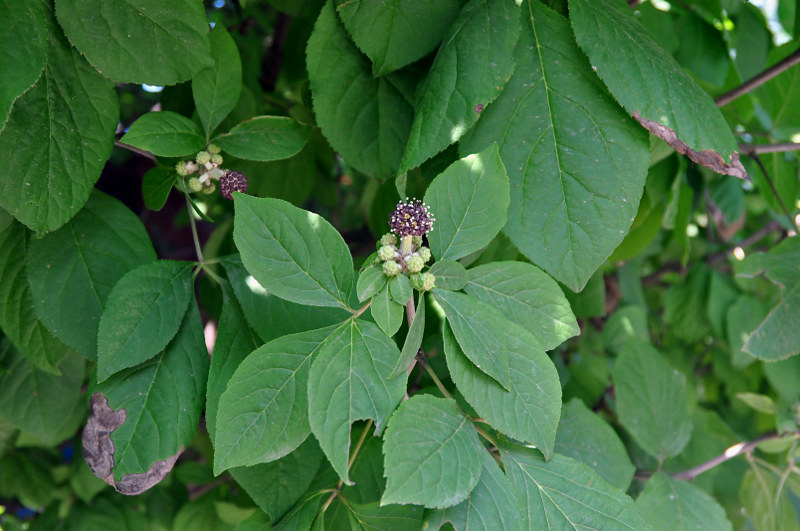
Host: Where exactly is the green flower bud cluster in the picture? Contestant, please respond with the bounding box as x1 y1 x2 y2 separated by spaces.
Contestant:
374 231 436 291
175 144 236 197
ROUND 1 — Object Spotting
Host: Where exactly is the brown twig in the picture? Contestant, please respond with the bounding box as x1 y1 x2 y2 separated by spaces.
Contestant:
739 142 800 155
114 140 156 162
716 48 800 107
751 154 799 233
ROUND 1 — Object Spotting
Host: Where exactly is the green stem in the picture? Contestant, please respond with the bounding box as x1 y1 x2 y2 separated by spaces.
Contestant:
420 359 452 400
185 191 205 263
321 420 374 513
352 300 371 318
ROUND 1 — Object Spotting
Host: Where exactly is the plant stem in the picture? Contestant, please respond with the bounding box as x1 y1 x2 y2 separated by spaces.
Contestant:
114 140 157 161
185 191 205 263
716 48 800 107
405 296 417 376
420 359 452 400
740 142 800 155
751 154 799 233
352 300 371 318
321 420 374 513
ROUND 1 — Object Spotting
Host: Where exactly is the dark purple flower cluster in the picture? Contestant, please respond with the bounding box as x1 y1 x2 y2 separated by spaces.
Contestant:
219 171 248 200
389 198 435 237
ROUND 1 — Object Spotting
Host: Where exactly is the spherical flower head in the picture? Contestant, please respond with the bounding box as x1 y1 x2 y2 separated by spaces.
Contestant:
421 272 435 291
219 170 248 200
418 246 432 263
406 253 424 273
211 153 224 166
382 260 401 277
196 151 211 165
389 198 434 237
176 160 190 176
207 143 221 155
377 245 396 262
411 235 423 247
187 176 203 192
203 182 216 194
380 233 397 247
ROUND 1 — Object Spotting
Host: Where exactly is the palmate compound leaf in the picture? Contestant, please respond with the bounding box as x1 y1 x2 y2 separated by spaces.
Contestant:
26 190 156 361
464 261 578 351
568 0 745 179
381 395 484 509
0 0 46 131
499 443 650 530
214 325 339 474
308 319 407 484
737 236 800 360
96 260 194 382
424 450 524 531
636 473 732 531
335 0 462 77
307 0 414 178
443 321 561 460
55 0 212 85
89 302 208 483
233 195 354 309
423 144 510 262
399 0 521 171
613 340 693 461
0 3 118 233
460 0 649 292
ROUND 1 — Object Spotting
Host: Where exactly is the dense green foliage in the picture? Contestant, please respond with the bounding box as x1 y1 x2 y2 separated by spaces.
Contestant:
2 0 800 529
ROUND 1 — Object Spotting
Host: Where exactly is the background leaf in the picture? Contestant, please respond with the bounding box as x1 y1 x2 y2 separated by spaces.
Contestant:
461 1 649 291
308 319 406 484
637 473 732 531
120 111 205 158
613 340 693 461
423 144 510 261
233 196 354 309
213 116 310 162
55 0 212 85
464 261 578 351
400 0 520 171
96 260 194 382
307 0 414 178
335 0 463 76
381 395 484 508
95 302 208 480
192 25 242 138
0 7 118 232
26 191 156 360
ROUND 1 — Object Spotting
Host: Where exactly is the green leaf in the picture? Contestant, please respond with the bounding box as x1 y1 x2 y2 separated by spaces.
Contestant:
335 0 462 76
357 264 386 302
221 256 351 343
755 44 800 132
26 190 156 360
307 0 414 178
738 237 800 360
54 0 212 85
96 302 209 480
233 196 354 309
432 289 512 390
423 144 510 261
231 438 323 524
388 275 412 305
192 25 242 138
736 392 778 415
339 501 424 530
370 286 404 337
461 1 649 291
272 493 326 530
0 0 46 131
465 261 578 351
382 395 484 508
213 116 311 162
308 319 406 484
142 166 176 212
726 295 767 368
613 341 693 461
740 466 800 531
424 450 524 531
428 260 468 291
391 293 426 378
0 340 84 444
205 283 260 440
0 221 71 372
444 322 561 460
500 443 650 530
120 111 205 157
637 473 732 530
569 0 744 176
214 325 338 474
0 7 118 233
555 398 635 491
400 0 520 171
96 260 194 382
663 265 710 344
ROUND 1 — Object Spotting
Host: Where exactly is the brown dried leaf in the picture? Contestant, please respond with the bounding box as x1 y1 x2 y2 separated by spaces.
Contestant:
633 111 749 181
81 392 182 495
